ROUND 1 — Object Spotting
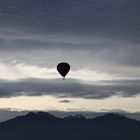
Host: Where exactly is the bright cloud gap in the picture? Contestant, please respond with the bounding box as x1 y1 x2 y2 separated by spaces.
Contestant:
0 95 139 113
0 62 139 81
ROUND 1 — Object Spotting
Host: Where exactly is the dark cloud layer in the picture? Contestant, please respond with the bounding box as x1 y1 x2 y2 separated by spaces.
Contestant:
0 0 139 42
0 78 139 99
0 0 139 70
0 0 139 39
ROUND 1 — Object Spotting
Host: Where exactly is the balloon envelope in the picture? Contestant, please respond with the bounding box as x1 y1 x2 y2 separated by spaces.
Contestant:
57 62 70 79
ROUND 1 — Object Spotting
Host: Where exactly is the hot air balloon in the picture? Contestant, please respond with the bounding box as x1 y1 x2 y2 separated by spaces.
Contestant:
57 62 70 80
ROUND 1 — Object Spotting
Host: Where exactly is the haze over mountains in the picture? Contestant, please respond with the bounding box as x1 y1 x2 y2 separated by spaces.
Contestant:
0 112 140 140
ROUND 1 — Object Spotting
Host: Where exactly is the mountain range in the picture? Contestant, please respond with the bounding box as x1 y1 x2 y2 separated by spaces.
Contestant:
0 112 140 140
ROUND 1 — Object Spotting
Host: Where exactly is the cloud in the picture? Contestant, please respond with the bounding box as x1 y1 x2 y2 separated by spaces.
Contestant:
0 36 140 78
59 100 71 103
0 0 139 41
0 78 139 99
0 0 139 45
0 0 139 103
0 0 139 75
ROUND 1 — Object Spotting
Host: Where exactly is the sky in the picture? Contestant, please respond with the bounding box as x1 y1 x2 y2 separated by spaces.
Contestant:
0 0 140 120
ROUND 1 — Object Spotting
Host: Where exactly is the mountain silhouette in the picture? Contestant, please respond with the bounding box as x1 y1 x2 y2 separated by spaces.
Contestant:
0 112 139 140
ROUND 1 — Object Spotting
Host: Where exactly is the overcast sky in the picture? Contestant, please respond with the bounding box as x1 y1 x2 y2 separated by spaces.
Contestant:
0 0 139 117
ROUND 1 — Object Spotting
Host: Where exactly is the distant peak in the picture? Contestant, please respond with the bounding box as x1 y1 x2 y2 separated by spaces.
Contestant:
26 111 57 119
65 114 86 120
95 113 127 121
103 113 126 118
26 112 35 116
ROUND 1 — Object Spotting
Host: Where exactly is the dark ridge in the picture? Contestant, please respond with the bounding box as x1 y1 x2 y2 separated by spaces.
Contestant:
0 112 139 140
26 111 57 119
95 113 127 120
